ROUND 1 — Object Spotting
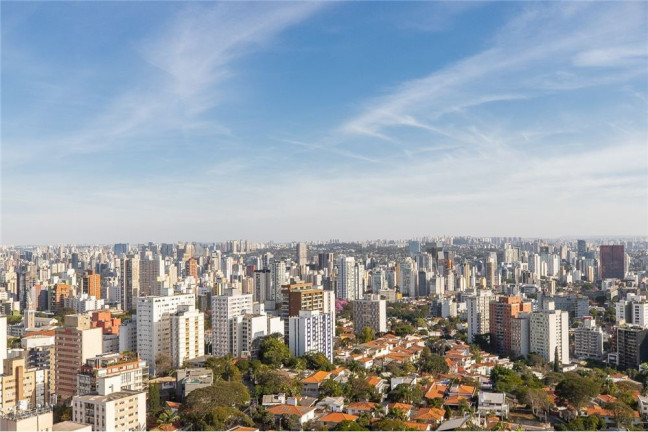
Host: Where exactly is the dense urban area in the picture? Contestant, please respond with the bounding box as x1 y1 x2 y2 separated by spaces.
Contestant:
0 237 647 431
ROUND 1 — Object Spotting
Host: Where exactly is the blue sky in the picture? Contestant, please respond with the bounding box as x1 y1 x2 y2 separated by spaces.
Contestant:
2 1 647 244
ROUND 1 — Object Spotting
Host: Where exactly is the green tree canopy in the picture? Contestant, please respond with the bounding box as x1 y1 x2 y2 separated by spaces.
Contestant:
254 369 301 398
304 352 335 371
210 406 254 431
555 373 600 409
258 334 291 368
319 378 344 398
344 377 380 402
418 347 449 374
335 420 369 431
358 326 375 343
181 381 251 416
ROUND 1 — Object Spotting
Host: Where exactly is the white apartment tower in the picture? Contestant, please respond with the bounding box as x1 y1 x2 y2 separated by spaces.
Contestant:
136 293 195 375
337 257 357 301
211 289 253 357
529 310 570 364
170 306 205 367
466 290 495 344
288 310 334 361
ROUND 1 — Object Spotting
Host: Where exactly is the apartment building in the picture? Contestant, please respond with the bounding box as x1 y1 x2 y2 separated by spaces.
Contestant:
353 294 387 334
170 306 204 367
77 353 148 396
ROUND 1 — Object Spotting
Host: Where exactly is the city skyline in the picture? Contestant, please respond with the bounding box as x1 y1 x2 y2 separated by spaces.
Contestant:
2 2 647 244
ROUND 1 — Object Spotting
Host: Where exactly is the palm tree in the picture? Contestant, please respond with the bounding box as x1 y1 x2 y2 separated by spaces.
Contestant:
157 409 179 425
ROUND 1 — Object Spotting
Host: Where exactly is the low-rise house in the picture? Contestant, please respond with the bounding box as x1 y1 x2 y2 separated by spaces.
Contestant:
301 371 332 398
261 393 286 407
638 395 648 418
316 397 345 413
365 376 388 397
390 375 417 389
404 421 431 431
413 407 445 424
175 368 213 401
317 412 358 429
346 401 377 417
424 382 448 400
477 392 509 418
387 403 414 420
266 405 316 426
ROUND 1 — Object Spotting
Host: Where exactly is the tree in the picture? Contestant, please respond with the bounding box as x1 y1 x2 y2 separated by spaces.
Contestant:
335 420 369 431
491 366 523 393
304 352 335 371
53 405 72 422
181 381 251 416
370 419 412 431
254 369 301 397
280 414 299 431
555 373 600 409
553 347 561 372
606 401 634 427
210 406 254 430
523 387 551 416
258 334 291 368
148 383 161 413
6 315 22 325
358 326 375 343
205 356 243 382
418 348 449 374
386 407 407 421
444 406 452 419
319 378 344 398
157 409 179 426
345 377 380 402
155 352 173 376
392 323 415 336
387 384 423 405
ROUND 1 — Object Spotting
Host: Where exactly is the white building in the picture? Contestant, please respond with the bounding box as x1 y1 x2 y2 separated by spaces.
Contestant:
238 313 284 357
353 294 387 334
64 294 105 313
529 310 569 365
136 293 195 375
72 384 146 431
574 316 604 359
337 257 357 301
398 258 417 297
170 306 205 367
211 289 253 357
466 290 495 344
288 310 334 361
118 319 137 353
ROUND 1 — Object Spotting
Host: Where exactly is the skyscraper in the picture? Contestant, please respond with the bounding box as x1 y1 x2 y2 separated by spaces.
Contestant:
489 296 531 356
136 293 195 375
82 270 101 299
120 255 140 312
337 257 357 300
600 245 625 280
296 243 308 267
211 289 253 357
466 291 495 344
288 310 334 361
529 310 569 365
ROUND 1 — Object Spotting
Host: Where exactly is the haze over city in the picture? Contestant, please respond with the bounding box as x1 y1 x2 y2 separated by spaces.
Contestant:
2 1 647 244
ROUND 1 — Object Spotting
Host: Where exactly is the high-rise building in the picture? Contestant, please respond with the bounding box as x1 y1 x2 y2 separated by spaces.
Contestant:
337 257 357 300
0 317 7 366
318 253 334 274
139 256 161 297
253 269 271 303
170 306 205 367
577 240 587 257
136 293 195 375
398 258 417 297
52 283 72 311
269 260 287 304
600 245 625 280
0 356 50 415
82 271 101 299
120 256 140 312
466 291 495 344
72 386 146 431
185 258 198 280
574 316 604 359
353 294 387 334
55 314 103 401
211 289 253 357
77 353 148 396
288 310 334 361
529 310 569 365
489 296 532 356
485 260 497 289
511 313 530 358
296 243 308 267
238 313 284 358
617 326 648 370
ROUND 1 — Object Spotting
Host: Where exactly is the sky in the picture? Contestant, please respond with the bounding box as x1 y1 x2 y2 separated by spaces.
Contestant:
1 1 647 245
